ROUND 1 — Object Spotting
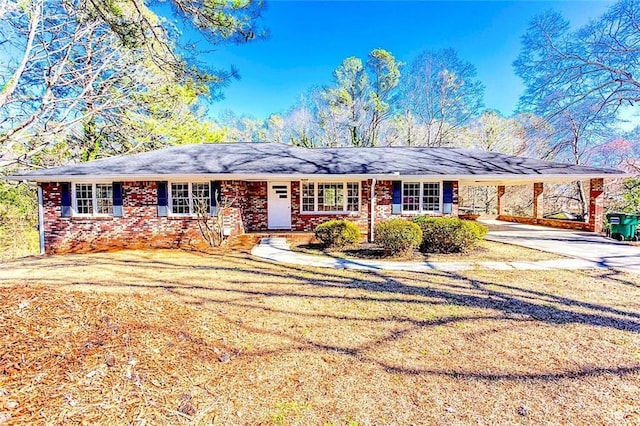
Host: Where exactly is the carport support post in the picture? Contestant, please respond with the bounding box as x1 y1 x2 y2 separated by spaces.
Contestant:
589 178 604 233
533 182 544 219
497 185 505 215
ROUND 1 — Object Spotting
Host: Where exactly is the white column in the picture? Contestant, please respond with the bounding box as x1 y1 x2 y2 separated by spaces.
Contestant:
37 184 45 255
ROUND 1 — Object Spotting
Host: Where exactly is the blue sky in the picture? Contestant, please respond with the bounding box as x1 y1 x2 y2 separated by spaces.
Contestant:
185 1 614 120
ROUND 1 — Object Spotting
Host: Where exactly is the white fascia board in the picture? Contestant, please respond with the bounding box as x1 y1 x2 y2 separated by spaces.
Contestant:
6 173 405 182
5 172 630 183
457 173 630 186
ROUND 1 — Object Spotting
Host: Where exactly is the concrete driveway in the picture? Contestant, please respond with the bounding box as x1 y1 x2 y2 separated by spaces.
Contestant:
481 219 640 274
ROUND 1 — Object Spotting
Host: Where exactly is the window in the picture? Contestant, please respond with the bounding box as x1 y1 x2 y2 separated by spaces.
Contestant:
422 182 440 212
318 183 343 211
402 182 441 213
171 183 190 214
75 184 93 214
170 182 210 215
301 182 315 212
301 182 360 213
74 183 114 216
96 184 113 215
347 182 359 212
402 182 420 211
192 183 211 215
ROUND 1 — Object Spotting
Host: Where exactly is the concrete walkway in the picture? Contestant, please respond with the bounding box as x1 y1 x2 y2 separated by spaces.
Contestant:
481 219 640 274
250 237 603 273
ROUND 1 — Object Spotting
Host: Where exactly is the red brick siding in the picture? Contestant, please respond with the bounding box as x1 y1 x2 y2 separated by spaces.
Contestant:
497 185 506 215
374 180 394 223
242 181 268 232
41 181 247 254
588 178 604 233
41 178 462 253
220 180 246 235
533 182 544 219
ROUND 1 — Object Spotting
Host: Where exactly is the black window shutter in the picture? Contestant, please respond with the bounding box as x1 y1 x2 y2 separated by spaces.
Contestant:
392 180 402 214
61 182 72 217
157 181 168 217
113 182 123 217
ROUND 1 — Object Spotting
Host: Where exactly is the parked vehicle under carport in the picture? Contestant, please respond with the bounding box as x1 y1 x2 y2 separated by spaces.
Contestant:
543 211 586 222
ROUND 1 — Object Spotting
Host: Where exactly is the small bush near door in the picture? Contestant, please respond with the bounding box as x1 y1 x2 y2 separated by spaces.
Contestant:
374 219 423 256
413 216 488 254
314 219 361 248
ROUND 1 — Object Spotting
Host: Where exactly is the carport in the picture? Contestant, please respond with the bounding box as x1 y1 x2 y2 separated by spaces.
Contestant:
459 176 624 234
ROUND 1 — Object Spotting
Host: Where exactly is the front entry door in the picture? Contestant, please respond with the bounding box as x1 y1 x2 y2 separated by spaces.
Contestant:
267 182 291 229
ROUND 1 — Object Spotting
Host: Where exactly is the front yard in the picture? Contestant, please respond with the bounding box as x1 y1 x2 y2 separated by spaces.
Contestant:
1 249 639 424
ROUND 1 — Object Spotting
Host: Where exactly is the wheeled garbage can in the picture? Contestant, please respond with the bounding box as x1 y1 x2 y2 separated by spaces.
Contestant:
606 212 640 241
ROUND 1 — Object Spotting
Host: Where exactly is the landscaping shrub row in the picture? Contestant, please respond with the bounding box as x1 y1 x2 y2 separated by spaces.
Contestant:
314 216 489 256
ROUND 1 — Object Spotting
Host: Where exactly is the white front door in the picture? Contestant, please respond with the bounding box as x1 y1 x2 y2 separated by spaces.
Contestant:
267 182 291 229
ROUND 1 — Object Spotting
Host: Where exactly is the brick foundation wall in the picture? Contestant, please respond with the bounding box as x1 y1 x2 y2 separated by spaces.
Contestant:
497 215 594 231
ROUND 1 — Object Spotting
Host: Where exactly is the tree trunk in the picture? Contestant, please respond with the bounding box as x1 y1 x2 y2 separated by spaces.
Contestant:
576 181 587 217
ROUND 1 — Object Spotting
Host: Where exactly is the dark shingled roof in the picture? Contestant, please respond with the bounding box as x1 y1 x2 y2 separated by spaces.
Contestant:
8 142 625 182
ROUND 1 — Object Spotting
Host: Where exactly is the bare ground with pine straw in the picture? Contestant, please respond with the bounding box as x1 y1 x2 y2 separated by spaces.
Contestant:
292 240 564 262
1 249 640 425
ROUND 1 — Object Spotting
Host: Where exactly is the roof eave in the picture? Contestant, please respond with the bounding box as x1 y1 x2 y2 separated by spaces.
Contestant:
5 172 631 184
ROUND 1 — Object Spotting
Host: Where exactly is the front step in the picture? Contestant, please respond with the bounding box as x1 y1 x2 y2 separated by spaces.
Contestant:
257 237 290 249
228 232 316 248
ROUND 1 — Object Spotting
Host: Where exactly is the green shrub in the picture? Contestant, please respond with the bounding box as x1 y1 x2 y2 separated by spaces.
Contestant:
413 216 488 254
314 219 361 248
374 218 422 256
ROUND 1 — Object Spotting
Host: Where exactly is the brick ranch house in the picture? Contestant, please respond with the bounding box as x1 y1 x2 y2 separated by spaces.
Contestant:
8 142 626 254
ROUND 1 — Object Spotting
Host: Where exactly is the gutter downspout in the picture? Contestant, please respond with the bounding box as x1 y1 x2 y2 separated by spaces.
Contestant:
37 184 45 255
370 178 376 243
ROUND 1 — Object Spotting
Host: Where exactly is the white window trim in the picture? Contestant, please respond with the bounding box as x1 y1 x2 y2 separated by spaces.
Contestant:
401 180 443 214
72 183 113 217
300 181 361 214
168 181 211 217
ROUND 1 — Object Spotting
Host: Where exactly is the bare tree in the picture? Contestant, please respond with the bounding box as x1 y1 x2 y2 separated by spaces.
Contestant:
194 187 238 248
514 1 640 119
397 48 484 146
0 0 264 171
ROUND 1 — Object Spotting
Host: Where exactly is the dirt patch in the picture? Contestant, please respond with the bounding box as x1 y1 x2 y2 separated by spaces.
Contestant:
1 250 639 424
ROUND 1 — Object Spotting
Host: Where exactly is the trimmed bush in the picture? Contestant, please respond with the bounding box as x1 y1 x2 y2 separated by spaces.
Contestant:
314 219 361 248
374 219 423 256
413 216 488 254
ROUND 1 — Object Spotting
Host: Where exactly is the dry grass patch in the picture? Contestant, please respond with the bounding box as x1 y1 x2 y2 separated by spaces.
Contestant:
1 250 639 424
